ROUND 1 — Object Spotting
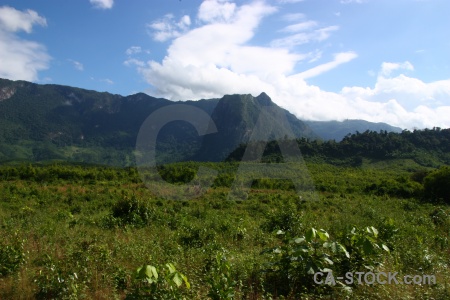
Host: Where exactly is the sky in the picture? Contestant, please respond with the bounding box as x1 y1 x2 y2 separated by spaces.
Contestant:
0 0 449 129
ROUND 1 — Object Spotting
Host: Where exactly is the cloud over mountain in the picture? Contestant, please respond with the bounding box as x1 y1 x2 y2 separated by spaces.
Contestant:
131 0 450 130
0 6 50 81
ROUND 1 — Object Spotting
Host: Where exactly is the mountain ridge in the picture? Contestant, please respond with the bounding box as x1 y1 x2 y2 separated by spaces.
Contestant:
0 78 317 165
304 119 403 141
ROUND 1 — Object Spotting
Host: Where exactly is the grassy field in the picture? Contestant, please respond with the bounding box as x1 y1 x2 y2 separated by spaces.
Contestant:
0 160 449 299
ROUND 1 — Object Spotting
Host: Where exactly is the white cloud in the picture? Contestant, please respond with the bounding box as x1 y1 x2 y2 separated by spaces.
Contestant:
135 1 450 130
280 20 318 33
0 6 47 32
124 58 145 67
340 0 367 4
198 0 237 24
68 59 84 71
89 0 114 9
126 46 142 55
148 14 191 42
101 78 114 85
271 25 339 48
282 13 306 22
0 6 50 81
380 61 414 77
294 51 358 79
277 0 305 3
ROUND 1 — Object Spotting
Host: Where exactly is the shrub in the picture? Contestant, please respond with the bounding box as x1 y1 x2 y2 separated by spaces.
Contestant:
34 256 84 300
0 236 26 277
207 252 236 300
423 166 450 203
111 196 154 227
261 226 390 297
125 263 190 300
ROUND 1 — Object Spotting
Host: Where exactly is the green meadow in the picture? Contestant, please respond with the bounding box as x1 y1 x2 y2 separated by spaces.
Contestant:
0 160 449 299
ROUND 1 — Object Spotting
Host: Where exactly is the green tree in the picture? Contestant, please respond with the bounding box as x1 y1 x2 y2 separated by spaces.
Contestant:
423 166 450 203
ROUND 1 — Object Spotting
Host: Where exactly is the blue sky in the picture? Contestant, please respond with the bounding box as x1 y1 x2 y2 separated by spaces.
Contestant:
0 0 449 129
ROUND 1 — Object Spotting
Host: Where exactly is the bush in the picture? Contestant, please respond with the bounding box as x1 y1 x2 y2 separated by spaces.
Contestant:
0 237 26 277
423 166 450 203
365 176 422 198
125 263 190 300
111 196 154 227
261 226 390 297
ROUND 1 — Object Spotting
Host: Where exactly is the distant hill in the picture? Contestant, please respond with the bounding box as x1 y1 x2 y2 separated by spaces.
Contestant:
304 119 403 141
226 128 450 168
0 78 316 165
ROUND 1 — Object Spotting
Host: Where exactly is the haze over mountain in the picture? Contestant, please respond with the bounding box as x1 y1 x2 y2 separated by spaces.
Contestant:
304 120 403 142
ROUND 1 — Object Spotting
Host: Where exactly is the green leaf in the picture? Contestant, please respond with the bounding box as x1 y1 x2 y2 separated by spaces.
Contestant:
363 239 375 255
323 257 334 265
381 244 390 252
136 265 158 282
370 226 379 237
306 266 315 274
181 273 190 289
317 229 329 241
166 263 176 274
294 237 305 244
339 244 350 258
305 228 317 242
148 265 158 279
172 273 183 287
276 230 285 235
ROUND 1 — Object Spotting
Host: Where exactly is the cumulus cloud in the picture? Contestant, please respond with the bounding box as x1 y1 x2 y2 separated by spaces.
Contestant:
134 1 450 129
148 14 191 42
379 61 414 77
0 6 47 32
89 0 114 10
124 45 149 68
198 0 237 23
0 6 50 81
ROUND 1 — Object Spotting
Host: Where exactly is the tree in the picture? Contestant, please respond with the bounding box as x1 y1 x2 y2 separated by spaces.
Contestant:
423 166 450 203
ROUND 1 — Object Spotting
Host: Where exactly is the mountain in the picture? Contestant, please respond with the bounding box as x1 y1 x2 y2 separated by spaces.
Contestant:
304 119 403 141
0 78 316 165
194 93 316 161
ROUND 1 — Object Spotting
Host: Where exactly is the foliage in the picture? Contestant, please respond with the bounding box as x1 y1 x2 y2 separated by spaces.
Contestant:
0 161 449 299
227 127 450 167
206 252 237 300
0 233 26 277
423 166 450 203
34 256 84 300
261 226 390 297
126 263 190 300
110 195 156 227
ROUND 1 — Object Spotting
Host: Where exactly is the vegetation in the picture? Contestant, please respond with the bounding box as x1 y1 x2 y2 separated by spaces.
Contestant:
1 79 448 299
227 127 450 167
0 157 449 299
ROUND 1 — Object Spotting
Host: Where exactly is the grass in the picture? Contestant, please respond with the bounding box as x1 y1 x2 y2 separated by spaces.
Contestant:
0 159 449 299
